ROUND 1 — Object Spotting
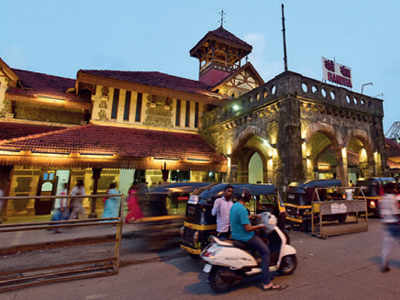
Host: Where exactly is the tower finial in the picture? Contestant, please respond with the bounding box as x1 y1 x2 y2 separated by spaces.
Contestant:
219 9 226 28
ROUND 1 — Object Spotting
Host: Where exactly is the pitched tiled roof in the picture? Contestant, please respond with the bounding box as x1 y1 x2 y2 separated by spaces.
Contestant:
79 70 219 96
7 69 88 104
0 122 65 141
209 27 252 49
0 124 221 160
190 26 252 57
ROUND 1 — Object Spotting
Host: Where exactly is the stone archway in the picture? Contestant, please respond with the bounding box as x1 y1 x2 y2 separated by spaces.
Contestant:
231 134 271 183
345 129 374 181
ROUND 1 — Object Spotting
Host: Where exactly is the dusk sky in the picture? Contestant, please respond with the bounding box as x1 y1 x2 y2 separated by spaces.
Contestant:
2 0 399 131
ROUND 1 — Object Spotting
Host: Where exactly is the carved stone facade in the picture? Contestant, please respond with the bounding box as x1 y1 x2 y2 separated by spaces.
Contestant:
202 71 386 187
143 95 173 128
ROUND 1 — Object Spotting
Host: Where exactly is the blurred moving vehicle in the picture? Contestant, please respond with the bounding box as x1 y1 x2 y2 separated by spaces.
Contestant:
180 183 285 257
145 182 211 216
354 177 397 217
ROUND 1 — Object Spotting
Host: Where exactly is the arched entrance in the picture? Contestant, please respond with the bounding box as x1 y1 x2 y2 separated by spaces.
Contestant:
346 135 372 183
248 152 264 184
231 135 271 183
307 131 339 180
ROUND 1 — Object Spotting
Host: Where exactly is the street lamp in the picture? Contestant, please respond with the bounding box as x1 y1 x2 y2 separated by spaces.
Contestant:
361 82 373 94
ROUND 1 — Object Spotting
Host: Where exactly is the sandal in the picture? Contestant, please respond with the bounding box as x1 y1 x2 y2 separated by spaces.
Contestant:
262 283 288 291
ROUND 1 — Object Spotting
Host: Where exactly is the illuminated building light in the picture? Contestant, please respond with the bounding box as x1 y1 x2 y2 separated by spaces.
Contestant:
80 152 114 157
38 96 66 103
0 149 21 155
318 163 330 171
32 151 70 157
153 157 180 162
232 104 240 112
186 157 210 162
341 147 347 159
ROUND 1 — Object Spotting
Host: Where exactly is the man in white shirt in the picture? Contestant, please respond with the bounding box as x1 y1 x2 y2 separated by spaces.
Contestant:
211 185 234 239
69 180 86 219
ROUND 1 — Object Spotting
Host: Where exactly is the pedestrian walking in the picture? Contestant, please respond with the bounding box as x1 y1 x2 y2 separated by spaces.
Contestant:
211 184 234 239
50 183 69 233
102 182 121 219
69 180 86 219
125 181 143 223
380 182 400 272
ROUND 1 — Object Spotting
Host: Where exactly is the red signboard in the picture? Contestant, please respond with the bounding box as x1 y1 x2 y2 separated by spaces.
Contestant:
322 57 352 88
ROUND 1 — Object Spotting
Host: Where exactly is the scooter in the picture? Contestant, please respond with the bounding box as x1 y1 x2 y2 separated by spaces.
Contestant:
200 212 297 293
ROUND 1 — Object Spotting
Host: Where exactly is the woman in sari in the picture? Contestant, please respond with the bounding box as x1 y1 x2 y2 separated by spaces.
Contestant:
102 182 121 219
125 182 144 223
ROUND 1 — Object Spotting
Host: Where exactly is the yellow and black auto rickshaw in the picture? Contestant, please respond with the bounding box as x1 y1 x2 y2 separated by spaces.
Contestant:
180 183 285 257
285 179 342 232
354 177 396 217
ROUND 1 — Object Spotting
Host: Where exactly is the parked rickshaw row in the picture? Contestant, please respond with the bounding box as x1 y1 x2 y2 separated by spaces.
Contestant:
144 177 398 257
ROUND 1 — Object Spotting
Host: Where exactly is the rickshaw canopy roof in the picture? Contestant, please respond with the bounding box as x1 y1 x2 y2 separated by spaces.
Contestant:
198 183 276 201
148 182 211 194
290 179 342 194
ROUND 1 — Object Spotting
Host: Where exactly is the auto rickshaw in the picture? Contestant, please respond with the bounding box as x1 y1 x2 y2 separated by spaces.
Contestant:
145 182 211 216
354 177 396 217
285 179 342 232
180 183 285 257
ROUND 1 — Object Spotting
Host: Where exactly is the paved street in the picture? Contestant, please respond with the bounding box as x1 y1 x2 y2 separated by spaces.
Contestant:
1 219 399 300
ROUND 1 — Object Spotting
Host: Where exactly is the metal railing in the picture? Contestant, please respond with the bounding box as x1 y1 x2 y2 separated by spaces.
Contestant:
0 194 124 293
311 187 368 239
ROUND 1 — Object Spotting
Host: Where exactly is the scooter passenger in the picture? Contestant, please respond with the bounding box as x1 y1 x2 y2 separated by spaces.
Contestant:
230 189 288 291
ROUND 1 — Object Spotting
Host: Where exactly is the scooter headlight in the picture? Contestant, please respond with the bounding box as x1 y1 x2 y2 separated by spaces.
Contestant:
370 200 376 209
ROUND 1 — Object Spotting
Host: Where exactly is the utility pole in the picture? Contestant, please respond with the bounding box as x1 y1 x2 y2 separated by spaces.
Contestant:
281 3 288 72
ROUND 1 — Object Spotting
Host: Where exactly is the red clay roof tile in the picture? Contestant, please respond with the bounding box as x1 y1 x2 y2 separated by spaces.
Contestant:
0 124 221 160
0 122 65 141
80 70 216 96
8 69 88 104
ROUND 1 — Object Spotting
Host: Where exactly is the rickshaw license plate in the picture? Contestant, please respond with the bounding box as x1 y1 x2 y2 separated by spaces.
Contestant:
203 264 212 273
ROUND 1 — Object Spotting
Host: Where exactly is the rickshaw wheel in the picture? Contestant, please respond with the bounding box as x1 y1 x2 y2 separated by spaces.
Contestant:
279 255 297 275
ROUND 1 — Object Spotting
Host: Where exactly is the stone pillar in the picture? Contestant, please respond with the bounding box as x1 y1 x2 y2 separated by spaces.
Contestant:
90 168 102 218
370 116 386 176
276 97 305 188
336 146 348 185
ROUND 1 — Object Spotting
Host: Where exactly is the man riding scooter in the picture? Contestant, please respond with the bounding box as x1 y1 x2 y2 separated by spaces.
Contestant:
230 189 288 291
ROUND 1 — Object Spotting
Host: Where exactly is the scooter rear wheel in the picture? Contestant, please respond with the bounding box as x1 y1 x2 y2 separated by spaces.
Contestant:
279 255 297 275
209 267 234 293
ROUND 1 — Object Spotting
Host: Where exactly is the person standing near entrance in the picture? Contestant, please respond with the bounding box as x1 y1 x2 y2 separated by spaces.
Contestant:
211 185 234 239
69 180 86 219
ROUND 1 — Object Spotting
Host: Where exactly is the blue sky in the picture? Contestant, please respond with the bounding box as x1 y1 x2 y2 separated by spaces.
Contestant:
2 0 399 131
